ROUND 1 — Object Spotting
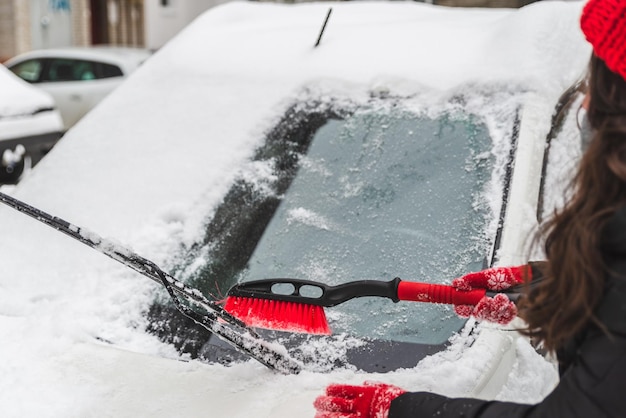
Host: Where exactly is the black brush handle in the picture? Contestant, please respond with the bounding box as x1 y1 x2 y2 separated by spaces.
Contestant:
326 278 401 306
228 278 402 307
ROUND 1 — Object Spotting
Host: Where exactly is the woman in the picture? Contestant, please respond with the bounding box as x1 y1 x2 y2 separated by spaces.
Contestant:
313 0 626 416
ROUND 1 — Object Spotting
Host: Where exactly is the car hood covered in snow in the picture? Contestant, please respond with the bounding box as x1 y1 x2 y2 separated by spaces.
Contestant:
0 1 589 417
0 65 56 118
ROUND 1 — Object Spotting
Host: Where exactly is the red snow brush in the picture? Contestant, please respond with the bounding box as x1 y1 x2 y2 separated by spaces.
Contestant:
224 277 499 335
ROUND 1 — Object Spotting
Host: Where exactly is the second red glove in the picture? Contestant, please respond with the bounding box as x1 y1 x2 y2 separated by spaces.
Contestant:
454 293 518 325
314 381 406 418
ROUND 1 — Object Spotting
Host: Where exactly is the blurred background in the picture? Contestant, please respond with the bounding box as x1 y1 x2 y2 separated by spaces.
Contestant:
0 0 542 63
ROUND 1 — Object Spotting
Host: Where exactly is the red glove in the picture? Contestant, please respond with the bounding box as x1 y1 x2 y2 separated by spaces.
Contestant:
314 382 406 418
452 265 530 325
454 293 518 325
452 265 530 291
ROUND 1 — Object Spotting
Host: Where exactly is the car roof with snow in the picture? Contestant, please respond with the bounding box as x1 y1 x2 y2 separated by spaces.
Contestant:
0 1 588 416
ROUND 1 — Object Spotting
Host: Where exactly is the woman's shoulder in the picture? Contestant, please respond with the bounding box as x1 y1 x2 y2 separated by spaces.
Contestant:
607 205 626 224
597 207 626 334
600 206 626 254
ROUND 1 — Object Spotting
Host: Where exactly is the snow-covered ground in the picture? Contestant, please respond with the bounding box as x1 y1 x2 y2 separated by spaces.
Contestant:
0 1 589 416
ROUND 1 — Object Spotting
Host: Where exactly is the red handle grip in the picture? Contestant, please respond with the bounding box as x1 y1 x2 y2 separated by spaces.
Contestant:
397 281 486 306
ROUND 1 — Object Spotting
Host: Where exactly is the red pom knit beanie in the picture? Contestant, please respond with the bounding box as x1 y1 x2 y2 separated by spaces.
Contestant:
580 0 626 81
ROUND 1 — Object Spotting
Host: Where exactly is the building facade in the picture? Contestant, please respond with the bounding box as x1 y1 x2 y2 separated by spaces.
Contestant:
1 0 89 62
0 0 228 62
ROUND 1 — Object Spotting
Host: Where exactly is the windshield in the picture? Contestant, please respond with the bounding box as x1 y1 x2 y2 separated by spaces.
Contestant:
238 109 493 344
151 98 511 360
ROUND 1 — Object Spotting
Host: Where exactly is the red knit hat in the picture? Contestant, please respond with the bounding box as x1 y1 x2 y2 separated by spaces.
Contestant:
580 0 626 81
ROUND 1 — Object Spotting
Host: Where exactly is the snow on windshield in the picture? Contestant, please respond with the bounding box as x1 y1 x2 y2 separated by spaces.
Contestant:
0 1 588 416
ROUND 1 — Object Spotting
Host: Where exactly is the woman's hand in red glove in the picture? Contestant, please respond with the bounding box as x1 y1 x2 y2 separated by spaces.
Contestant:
452 264 531 292
314 381 406 418
451 265 529 325
454 293 518 325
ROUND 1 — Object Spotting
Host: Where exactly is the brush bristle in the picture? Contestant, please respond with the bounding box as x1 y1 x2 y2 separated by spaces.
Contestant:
223 296 331 335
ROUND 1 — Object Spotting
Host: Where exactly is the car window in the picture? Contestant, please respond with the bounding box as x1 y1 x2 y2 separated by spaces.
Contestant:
98 63 124 79
161 101 503 349
9 59 43 82
43 59 97 82
240 109 491 344
41 59 124 82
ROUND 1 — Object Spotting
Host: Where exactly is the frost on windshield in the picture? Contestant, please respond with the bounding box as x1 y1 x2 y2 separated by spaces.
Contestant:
239 108 493 345
149 96 516 360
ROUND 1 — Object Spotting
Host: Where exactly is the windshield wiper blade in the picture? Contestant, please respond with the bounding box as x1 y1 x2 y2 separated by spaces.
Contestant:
0 191 302 374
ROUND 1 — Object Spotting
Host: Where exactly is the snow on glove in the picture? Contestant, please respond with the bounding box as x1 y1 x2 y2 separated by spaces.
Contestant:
452 264 531 292
454 293 518 325
314 381 406 418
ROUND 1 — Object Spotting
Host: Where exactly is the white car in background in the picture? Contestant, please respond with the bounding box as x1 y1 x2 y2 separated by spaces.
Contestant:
5 46 151 130
0 65 63 184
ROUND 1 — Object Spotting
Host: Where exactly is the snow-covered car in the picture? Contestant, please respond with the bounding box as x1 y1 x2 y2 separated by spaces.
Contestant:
4 46 151 130
0 2 590 416
0 65 63 184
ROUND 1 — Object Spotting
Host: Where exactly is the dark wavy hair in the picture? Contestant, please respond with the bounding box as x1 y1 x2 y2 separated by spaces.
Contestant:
519 54 626 352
